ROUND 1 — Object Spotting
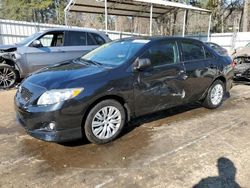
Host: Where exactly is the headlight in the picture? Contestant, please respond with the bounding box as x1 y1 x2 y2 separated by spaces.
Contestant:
37 88 83 106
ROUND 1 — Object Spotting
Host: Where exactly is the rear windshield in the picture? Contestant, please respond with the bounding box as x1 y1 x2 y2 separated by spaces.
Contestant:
82 40 149 67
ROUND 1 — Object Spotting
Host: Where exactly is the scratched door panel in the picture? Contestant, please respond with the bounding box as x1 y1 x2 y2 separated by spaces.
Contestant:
134 62 187 116
133 40 187 116
178 40 216 103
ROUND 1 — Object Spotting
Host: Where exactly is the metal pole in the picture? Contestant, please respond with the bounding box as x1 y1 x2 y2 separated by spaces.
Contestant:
150 4 153 36
64 11 68 26
207 14 212 42
105 0 108 33
182 10 187 37
64 0 75 26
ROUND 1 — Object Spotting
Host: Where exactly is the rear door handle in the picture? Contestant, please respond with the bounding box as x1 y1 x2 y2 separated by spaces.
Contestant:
179 70 185 74
209 64 217 69
178 70 188 80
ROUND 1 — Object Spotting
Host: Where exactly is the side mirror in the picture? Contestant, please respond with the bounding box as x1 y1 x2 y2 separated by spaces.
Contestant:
31 40 42 48
135 58 151 70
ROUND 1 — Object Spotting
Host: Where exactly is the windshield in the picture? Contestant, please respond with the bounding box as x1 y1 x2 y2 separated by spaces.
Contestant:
82 39 149 67
17 32 42 45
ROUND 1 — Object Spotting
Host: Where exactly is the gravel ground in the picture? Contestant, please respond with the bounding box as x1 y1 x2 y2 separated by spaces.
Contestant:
0 84 250 188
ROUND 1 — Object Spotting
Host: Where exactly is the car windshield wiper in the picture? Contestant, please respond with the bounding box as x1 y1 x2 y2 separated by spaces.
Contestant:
80 58 103 67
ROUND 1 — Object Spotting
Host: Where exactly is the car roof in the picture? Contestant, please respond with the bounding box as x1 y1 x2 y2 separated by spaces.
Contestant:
42 27 105 34
116 36 204 44
205 42 217 45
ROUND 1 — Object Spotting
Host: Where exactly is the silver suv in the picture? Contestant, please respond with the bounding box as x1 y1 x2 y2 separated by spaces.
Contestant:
0 28 111 89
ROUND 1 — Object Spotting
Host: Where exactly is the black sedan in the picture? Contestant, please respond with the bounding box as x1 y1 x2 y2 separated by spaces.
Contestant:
15 37 234 144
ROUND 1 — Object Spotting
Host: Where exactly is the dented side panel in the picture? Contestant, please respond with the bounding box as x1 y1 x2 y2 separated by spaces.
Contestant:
182 58 218 102
0 47 29 78
134 63 186 116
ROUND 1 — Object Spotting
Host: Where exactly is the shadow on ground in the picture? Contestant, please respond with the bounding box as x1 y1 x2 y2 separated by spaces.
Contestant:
193 157 241 188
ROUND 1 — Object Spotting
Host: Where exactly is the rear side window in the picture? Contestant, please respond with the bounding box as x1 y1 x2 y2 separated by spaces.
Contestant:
87 33 96 45
141 41 179 67
181 41 205 61
209 43 220 50
90 33 106 45
204 48 214 59
66 31 87 46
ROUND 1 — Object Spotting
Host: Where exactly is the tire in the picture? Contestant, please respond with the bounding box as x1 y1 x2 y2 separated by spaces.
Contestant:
0 64 19 89
84 99 126 144
202 80 225 109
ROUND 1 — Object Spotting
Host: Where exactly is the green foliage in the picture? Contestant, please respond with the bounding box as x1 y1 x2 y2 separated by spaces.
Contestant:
0 0 65 23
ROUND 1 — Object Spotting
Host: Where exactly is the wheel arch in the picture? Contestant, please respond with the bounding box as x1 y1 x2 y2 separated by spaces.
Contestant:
1 59 20 78
81 95 132 130
200 75 226 101
214 75 226 85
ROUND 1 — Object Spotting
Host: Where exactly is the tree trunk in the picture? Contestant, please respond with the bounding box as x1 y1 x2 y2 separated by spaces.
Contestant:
243 0 250 32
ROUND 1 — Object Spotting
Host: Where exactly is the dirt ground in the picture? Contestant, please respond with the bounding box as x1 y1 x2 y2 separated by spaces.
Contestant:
0 85 250 188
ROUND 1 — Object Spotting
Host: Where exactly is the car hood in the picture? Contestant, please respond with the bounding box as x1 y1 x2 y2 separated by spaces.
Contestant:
0 44 18 51
24 59 111 90
234 47 250 57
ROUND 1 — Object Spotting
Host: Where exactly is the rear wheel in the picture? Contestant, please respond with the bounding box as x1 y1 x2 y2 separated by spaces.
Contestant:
84 99 126 144
203 80 225 109
0 64 19 89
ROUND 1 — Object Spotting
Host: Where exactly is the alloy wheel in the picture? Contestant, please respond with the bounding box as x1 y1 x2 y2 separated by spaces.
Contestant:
0 67 16 89
210 84 224 106
91 106 122 140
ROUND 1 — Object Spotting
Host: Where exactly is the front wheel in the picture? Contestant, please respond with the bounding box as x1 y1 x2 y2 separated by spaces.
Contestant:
203 80 225 109
0 64 19 89
84 99 126 144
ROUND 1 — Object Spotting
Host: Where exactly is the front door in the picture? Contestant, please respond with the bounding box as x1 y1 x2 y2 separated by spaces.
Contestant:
63 31 99 59
134 40 187 116
25 31 70 72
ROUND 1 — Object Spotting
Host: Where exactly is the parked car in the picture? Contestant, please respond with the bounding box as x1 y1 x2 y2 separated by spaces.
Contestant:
232 42 250 82
205 42 228 56
0 28 111 89
15 37 234 144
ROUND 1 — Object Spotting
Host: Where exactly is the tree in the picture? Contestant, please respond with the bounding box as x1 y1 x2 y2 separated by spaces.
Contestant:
0 0 66 24
243 0 250 31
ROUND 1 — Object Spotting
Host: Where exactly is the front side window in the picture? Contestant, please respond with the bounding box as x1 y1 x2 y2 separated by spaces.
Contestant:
141 41 179 67
181 41 205 61
39 32 64 47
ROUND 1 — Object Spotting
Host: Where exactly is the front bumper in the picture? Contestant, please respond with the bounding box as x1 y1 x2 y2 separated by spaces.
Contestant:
234 73 250 82
234 64 250 82
16 111 82 142
15 82 86 142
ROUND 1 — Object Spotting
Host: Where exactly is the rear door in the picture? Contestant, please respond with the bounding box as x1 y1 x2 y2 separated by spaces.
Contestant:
63 31 100 59
25 31 70 72
178 39 217 102
134 40 187 116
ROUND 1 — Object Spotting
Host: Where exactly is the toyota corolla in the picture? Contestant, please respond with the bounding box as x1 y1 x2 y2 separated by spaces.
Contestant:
15 37 234 144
